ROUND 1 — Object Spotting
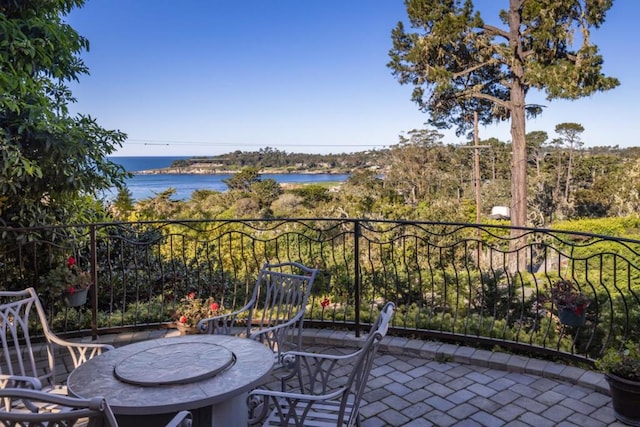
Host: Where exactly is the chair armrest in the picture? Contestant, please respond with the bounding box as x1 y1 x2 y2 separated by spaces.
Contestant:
197 305 251 334
0 375 43 411
249 386 344 402
247 317 302 354
280 347 363 364
247 314 301 339
276 347 365 395
0 375 42 391
247 386 346 425
46 334 114 369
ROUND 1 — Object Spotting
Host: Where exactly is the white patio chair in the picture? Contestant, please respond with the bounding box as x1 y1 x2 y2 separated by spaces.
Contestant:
0 388 193 426
0 287 114 392
197 262 318 361
247 302 395 427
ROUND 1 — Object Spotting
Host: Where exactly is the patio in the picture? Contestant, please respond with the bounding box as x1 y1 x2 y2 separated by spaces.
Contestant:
65 327 621 427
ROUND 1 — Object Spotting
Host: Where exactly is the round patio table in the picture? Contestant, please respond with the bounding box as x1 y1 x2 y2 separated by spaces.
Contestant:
67 334 274 427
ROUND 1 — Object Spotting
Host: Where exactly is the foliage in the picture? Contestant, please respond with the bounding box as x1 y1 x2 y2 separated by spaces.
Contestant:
596 341 640 381
288 185 332 205
132 143 640 226
174 292 222 327
551 216 640 239
111 188 135 220
0 0 129 227
42 256 92 294
174 147 380 173
134 189 184 220
384 129 459 205
223 167 261 192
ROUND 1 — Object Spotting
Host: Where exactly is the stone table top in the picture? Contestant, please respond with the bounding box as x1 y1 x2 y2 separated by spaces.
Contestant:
114 342 235 386
67 334 274 416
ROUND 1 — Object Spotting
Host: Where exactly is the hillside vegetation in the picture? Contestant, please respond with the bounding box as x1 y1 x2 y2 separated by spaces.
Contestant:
111 132 640 234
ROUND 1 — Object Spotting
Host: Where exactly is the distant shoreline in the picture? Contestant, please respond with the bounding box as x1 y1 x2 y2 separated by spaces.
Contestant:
134 167 349 175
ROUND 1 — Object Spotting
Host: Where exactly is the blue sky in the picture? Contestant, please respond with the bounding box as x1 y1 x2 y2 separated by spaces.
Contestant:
66 1 640 157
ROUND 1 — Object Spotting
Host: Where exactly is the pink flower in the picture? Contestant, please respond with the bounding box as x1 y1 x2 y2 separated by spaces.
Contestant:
179 315 188 324
210 302 219 311
188 292 196 299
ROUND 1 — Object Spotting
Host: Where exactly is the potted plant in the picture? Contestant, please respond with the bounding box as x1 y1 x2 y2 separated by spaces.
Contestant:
44 256 93 307
596 341 640 425
173 292 222 335
547 279 590 326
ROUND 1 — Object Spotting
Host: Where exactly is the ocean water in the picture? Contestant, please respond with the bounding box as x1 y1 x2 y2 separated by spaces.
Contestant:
107 156 348 201
109 156 192 172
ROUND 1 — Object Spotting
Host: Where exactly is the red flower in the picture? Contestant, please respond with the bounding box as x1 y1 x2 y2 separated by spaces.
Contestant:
67 286 76 294
179 315 188 324
321 298 330 308
188 292 196 299
210 302 219 311
67 256 76 268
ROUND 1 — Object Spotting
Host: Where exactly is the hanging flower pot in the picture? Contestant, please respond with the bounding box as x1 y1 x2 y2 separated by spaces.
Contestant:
557 306 587 326
547 280 590 327
63 287 89 308
45 256 93 307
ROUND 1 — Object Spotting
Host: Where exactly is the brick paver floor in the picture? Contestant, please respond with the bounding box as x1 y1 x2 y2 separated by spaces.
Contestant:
86 328 624 426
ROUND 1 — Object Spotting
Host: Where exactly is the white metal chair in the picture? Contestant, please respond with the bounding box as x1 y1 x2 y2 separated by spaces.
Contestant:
247 302 395 427
0 288 114 392
0 388 193 426
197 262 318 360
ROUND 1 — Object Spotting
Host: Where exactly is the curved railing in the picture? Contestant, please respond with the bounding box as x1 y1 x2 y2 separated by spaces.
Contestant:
1 218 639 365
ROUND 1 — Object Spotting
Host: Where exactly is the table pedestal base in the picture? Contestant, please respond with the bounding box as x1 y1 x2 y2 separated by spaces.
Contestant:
209 392 248 426
114 393 248 427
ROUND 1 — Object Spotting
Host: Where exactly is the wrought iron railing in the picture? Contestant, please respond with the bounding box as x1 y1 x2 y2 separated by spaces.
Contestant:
1 218 639 364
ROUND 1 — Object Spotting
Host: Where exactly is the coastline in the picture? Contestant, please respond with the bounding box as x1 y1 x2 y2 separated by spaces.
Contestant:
134 167 349 175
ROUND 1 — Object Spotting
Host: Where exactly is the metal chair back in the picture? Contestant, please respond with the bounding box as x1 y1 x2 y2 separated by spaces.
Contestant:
0 288 113 390
249 302 395 426
199 262 318 358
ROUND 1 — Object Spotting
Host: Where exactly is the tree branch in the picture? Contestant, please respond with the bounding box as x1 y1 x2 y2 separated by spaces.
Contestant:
450 59 499 79
480 24 509 40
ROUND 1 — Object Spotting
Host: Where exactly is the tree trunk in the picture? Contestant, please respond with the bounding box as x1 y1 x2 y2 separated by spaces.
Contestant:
508 0 528 273
565 145 574 203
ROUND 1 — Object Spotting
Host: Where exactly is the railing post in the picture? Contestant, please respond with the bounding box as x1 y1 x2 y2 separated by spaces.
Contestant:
354 220 361 337
89 225 98 340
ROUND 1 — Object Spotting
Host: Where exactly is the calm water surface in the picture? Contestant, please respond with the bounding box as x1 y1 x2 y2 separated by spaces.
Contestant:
107 157 348 201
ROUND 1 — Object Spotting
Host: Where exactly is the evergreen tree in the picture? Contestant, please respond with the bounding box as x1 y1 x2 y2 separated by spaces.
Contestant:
0 0 128 227
388 0 619 243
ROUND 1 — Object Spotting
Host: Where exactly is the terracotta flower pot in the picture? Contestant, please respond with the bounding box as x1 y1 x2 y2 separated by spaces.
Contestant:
606 372 640 426
175 323 199 336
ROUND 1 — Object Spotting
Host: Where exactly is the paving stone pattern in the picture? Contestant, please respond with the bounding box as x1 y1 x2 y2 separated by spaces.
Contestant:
82 328 624 426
